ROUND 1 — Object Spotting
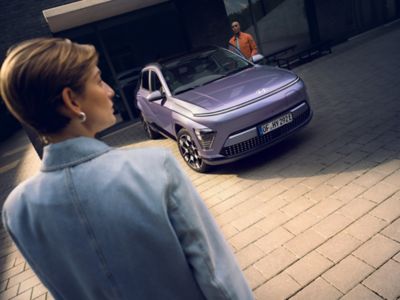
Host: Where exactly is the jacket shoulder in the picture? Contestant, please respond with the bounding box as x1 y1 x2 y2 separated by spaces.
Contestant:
2 176 37 224
110 147 173 169
118 147 169 159
242 32 253 39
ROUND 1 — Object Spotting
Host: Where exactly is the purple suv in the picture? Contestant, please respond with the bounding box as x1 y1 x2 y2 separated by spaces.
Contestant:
136 46 312 172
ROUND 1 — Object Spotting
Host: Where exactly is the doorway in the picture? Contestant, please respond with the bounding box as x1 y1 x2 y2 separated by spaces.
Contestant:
57 1 189 131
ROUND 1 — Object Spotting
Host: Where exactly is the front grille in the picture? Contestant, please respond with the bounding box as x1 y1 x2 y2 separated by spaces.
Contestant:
221 106 310 157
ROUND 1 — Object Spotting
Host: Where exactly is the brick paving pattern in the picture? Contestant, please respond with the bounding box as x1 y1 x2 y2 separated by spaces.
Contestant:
0 21 399 299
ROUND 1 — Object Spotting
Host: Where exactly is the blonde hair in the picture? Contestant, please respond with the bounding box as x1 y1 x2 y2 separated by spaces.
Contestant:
0 37 98 134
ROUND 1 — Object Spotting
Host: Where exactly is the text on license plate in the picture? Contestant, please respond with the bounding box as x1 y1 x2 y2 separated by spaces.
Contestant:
258 113 293 135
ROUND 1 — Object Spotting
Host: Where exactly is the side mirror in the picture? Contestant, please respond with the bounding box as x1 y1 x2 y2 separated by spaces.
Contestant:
251 54 264 64
146 90 164 102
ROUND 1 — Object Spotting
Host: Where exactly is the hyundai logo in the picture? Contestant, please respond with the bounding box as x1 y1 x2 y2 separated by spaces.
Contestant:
256 88 268 95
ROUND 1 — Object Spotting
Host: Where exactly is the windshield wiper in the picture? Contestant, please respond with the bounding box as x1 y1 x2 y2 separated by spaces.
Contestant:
174 75 226 95
224 64 252 77
173 67 250 95
174 85 201 95
201 74 227 86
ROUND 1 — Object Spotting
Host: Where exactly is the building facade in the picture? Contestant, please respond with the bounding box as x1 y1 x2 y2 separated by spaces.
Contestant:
1 0 399 143
225 0 400 55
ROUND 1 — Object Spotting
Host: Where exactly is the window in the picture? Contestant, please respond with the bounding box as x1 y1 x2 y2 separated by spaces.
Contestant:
99 2 188 75
141 71 150 90
150 71 162 92
224 0 309 55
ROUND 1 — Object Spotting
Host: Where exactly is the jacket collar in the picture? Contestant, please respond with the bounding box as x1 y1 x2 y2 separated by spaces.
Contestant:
41 137 112 172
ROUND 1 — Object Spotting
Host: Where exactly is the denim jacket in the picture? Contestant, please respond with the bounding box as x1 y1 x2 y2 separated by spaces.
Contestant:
2 137 254 300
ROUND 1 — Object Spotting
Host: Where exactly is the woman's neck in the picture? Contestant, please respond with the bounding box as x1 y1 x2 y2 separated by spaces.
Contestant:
45 123 95 144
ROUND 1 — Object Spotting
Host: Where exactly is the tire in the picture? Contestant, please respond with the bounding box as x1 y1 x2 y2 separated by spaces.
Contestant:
177 129 209 173
140 113 160 139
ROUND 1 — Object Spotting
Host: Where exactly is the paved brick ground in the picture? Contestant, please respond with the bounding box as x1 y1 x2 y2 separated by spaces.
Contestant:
1 21 399 300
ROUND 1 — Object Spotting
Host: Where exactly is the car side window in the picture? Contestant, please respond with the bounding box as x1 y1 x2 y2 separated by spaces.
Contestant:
141 71 150 91
150 71 163 93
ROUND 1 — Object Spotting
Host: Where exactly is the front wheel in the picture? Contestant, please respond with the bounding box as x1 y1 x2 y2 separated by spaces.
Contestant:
177 129 209 173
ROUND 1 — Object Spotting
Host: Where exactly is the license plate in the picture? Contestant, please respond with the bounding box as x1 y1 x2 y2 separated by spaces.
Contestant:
258 113 293 135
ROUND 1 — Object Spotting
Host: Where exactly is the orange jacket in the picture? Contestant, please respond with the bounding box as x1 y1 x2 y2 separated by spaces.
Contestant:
229 32 258 59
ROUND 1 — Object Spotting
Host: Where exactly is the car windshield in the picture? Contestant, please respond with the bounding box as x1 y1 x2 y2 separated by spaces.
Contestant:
161 48 251 95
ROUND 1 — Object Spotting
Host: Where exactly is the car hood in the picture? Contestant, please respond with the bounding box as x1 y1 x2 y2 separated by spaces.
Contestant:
174 65 298 115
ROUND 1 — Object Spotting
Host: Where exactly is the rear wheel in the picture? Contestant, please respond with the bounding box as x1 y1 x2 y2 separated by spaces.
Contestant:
177 129 209 173
140 113 160 139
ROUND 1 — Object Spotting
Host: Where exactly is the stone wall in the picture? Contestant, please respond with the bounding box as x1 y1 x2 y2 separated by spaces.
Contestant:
0 0 76 59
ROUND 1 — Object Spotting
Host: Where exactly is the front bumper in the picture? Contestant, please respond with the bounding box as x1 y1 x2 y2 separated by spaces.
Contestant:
202 101 312 165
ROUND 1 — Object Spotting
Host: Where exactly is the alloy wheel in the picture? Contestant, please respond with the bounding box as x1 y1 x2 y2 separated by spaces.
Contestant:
177 129 207 172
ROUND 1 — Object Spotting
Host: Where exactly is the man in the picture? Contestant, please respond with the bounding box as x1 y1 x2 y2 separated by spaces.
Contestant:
229 21 258 60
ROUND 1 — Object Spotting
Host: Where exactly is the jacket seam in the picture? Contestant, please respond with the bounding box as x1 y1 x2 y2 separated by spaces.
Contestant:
165 154 230 299
66 168 123 299
173 199 231 299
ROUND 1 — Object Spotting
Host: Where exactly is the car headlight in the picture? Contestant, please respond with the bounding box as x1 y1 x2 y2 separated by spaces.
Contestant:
194 128 216 150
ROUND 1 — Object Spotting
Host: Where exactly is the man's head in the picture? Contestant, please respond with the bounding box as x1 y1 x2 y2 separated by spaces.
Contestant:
231 21 241 34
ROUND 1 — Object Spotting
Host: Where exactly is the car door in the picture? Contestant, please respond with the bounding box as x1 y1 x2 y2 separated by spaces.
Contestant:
136 70 155 121
145 69 174 135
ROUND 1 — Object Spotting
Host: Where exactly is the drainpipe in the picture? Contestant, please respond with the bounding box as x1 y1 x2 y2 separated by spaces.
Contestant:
304 0 321 44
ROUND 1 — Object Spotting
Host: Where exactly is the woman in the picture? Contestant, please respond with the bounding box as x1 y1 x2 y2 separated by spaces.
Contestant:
0 38 253 300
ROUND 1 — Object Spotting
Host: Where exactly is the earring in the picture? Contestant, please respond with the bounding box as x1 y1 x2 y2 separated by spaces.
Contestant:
78 112 87 123
41 136 49 145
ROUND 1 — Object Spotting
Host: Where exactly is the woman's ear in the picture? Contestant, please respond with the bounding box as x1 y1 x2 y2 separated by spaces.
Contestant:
59 87 81 118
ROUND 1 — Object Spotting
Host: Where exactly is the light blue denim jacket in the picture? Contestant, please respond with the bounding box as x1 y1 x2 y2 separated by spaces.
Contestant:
2 137 254 300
